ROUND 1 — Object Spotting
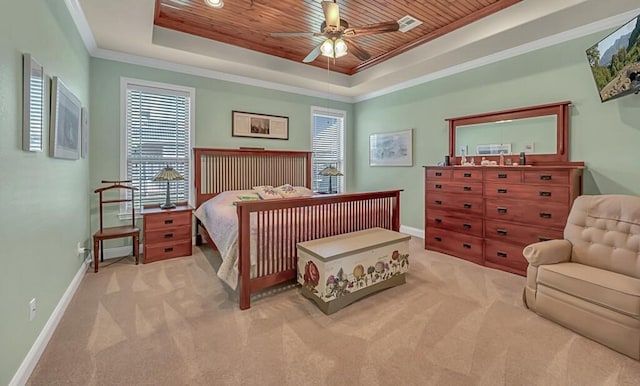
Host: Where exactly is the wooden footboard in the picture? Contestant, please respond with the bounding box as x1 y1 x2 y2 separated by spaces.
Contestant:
235 190 401 309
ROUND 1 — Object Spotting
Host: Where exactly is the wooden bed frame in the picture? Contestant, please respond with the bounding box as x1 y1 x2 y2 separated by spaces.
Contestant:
193 148 402 310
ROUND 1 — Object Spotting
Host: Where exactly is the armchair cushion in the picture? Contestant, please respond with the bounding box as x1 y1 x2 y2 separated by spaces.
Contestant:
538 262 640 318
523 239 572 266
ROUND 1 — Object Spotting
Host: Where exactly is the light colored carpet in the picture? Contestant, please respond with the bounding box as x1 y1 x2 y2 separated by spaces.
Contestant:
28 237 640 385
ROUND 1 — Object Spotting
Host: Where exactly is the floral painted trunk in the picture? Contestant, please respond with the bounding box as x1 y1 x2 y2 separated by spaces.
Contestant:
296 227 410 314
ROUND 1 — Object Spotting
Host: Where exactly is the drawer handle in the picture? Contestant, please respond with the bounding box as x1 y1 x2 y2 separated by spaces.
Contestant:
435 200 442 205
435 184 442 189
540 212 552 218
463 186 472 191
497 207 507 213
540 175 552 180
498 173 507 179
463 173 472 178
538 236 551 242
164 219 174 225
497 229 508 236
463 203 472 209
435 236 442 242
164 233 174 239
463 223 471 229
435 172 442 177
497 188 507 194
463 243 471 249
497 251 508 258
435 218 442 223
164 247 173 253
539 191 551 197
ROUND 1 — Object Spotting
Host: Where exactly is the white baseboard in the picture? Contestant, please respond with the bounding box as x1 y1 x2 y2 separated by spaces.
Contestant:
10 257 90 386
400 225 424 239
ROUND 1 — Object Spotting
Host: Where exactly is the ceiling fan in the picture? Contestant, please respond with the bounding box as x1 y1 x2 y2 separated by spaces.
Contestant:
270 0 399 63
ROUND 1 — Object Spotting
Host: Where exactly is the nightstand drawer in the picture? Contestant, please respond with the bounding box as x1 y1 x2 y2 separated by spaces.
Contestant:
145 226 192 245
144 240 192 263
145 210 191 230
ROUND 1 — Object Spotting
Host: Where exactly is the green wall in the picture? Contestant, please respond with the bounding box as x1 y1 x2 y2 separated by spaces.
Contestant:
89 58 354 240
354 31 640 230
0 1 90 384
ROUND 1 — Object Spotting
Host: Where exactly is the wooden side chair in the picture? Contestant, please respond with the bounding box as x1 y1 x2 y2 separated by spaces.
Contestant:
93 180 140 272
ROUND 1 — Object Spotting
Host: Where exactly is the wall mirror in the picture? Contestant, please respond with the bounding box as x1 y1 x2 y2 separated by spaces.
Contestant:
447 101 571 164
22 53 44 152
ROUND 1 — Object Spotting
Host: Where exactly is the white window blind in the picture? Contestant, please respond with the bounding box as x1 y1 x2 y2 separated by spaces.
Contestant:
122 80 194 211
311 107 345 193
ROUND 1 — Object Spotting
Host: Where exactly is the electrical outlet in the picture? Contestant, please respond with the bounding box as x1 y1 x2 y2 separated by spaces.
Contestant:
77 242 86 256
29 298 36 321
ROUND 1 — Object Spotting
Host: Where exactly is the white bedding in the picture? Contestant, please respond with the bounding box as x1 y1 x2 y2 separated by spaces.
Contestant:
194 190 258 289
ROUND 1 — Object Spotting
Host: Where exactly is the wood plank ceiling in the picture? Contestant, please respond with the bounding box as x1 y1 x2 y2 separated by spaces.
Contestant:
154 0 522 75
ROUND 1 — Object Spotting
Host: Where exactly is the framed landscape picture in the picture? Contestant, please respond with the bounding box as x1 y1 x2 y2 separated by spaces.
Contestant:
232 110 288 140
369 129 413 166
50 76 82 160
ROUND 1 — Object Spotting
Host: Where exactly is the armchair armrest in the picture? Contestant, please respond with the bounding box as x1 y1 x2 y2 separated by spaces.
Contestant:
522 239 572 267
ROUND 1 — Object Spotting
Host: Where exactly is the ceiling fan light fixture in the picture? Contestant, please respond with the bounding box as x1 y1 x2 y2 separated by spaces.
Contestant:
204 0 224 9
320 38 348 59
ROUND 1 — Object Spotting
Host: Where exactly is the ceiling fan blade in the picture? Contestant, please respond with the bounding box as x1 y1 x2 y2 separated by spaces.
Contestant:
343 21 400 37
271 32 315 38
345 39 371 61
302 44 322 63
322 1 340 28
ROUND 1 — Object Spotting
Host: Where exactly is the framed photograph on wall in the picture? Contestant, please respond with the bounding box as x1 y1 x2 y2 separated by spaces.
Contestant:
81 107 89 158
369 129 413 166
50 76 82 160
232 110 288 140
22 53 44 152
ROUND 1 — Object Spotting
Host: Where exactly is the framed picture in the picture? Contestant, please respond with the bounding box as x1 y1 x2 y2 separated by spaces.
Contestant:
50 76 82 160
232 110 288 140
369 129 413 166
81 107 89 158
22 53 44 152
476 143 511 155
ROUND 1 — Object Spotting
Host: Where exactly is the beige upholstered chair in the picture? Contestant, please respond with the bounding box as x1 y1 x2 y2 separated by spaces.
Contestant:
523 194 640 360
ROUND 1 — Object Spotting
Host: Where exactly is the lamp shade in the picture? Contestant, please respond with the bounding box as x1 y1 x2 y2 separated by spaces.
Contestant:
319 166 343 176
153 166 184 181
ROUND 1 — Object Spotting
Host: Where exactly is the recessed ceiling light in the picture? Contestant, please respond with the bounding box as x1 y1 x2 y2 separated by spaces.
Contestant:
205 0 224 8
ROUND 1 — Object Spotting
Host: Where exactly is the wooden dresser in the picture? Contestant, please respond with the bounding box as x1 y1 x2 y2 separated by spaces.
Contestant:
424 165 583 275
142 204 193 263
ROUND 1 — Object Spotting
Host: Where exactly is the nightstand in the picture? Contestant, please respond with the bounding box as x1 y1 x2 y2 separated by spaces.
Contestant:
141 204 193 263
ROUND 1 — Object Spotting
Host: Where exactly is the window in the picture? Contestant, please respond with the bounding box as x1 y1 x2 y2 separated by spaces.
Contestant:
121 78 195 211
311 106 345 193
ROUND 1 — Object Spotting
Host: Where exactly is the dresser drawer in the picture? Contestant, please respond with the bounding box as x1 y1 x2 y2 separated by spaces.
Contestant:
145 210 192 230
426 193 483 217
144 240 192 263
485 219 564 245
145 226 192 245
485 198 568 229
425 228 483 264
484 169 522 183
426 180 483 195
426 168 452 180
426 209 483 237
484 239 528 274
484 182 569 204
523 170 570 185
453 168 482 181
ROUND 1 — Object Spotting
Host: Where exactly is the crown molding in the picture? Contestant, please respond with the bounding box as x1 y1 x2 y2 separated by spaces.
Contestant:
64 0 97 52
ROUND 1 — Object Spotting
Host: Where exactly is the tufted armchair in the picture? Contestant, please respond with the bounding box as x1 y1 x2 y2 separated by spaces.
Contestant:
523 194 640 359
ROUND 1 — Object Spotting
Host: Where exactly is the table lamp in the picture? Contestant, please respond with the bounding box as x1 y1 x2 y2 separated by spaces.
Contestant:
153 166 184 209
319 165 343 194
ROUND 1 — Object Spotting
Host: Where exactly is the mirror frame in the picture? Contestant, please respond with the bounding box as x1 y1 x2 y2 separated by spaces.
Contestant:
447 101 571 165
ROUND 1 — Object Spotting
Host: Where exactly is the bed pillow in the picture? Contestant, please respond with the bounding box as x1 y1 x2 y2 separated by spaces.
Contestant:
276 184 314 198
252 185 281 200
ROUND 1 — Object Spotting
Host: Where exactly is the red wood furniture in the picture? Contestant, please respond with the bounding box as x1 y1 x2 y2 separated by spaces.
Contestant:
142 204 193 263
193 148 402 310
93 180 140 272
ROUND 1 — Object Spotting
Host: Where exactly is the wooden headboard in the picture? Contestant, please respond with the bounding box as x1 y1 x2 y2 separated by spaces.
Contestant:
193 148 312 207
